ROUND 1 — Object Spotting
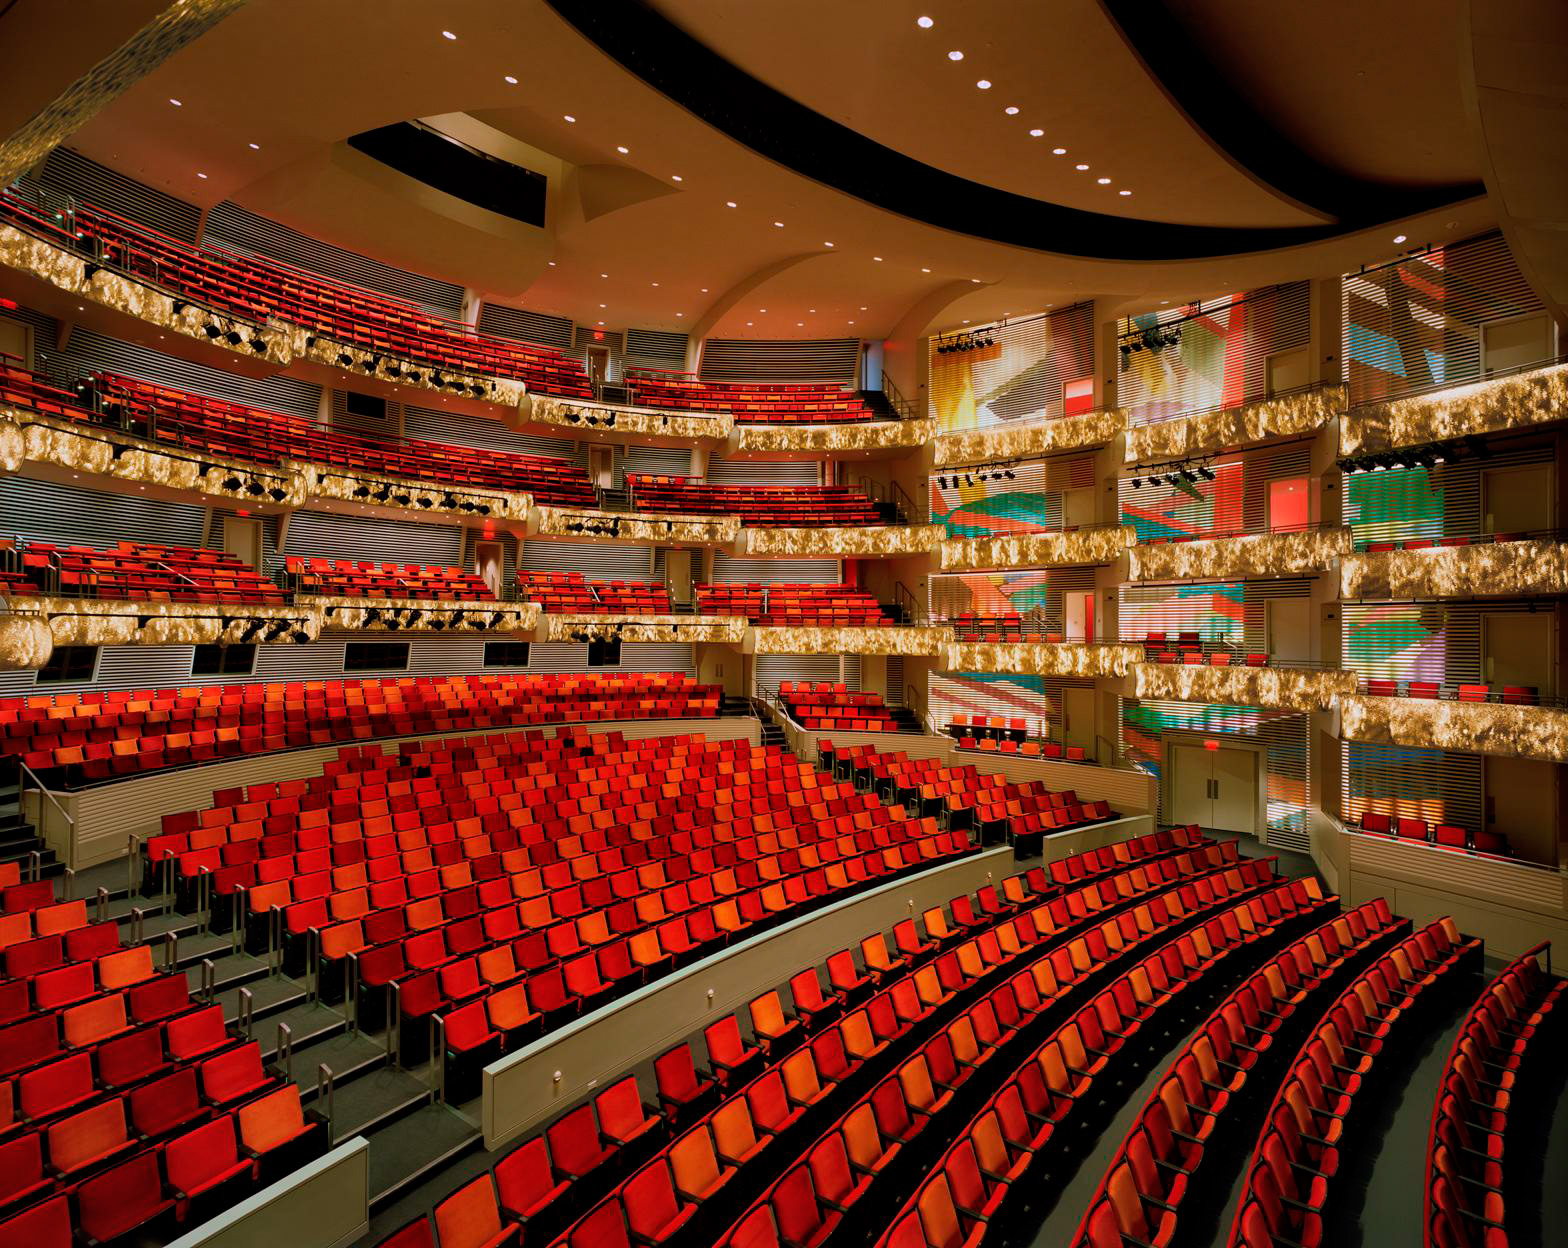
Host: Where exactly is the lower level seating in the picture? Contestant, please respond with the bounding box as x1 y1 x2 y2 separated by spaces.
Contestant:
1353 810 1511 858
515 571 671 615
781 684 899 733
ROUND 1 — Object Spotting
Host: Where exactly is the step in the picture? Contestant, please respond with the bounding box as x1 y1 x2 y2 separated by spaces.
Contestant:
366 1103 484 1210
216 972 309 1028
319 1063 434 1144
256 1000 350 1067
290 1030 396 1102
184 949 270 996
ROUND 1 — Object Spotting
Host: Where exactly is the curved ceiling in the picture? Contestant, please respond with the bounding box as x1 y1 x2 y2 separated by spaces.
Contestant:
6 0 1500 340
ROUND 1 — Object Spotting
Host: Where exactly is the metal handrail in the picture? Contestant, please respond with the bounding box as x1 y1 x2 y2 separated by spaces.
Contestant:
317 1063 337 1146
277 1021 294 1082
1124 377 1342 429
238 986 254 1039
17 757 73 843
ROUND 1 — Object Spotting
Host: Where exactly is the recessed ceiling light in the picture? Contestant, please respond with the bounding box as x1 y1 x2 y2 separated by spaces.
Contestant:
746 321 753 326
773 221 784 227
599 303 607 308
247 142 259 150
676 312 684 317
563 114 576 123
726 200 737 208
1393 234 1407 244
873 256 883 262
598 321 605 326
441 30 456 40
600 272 608 278
651 282 660 287
1029 129 1043 138
1119 189 1132 196
1075 163 1090 171
196 172 208 179
504 75 518 85
1096 177 1111 185
759 308 767 312
700 287 708 293
548 260 556 266
616 145 629 154
848 320 855 325
1052 147 1067 155
671 174 683 181
797 322 804 327
917 15 934 27
860 306 867 310
169 98 182 107
970 278 981 283
823 241 834 247
921 267 931 273
1005 106 1019 115
948 50 964 61
976 79 991 90
809 308 816 313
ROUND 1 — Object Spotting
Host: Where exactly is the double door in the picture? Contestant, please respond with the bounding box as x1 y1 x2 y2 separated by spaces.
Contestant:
1169 744 1258 835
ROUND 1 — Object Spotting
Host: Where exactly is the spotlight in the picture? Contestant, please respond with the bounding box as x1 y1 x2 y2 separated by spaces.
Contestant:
1181 470 1197 483
393 493 411 505
1198 466 1215 481
964 475 974 488
204 323 222 339
222 476 242 490
385 364 402 378
224 329 243 346
172 300 188 315
83 262 101 281
337 352 353 366
352 485 371 498
1004 470 1015 481
249 338 266 353
304 334 315 347
245 480 263 495
1131 477 1141 489
406 372 421 384
268 487 286 501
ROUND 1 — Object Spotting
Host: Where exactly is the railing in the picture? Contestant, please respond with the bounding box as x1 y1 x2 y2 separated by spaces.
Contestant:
1355 680 1565 709
1343 351 1568 411
871 371 918 422
16 757 70 878
1350 526 1568 553
1337 814 1559 873
892 581 926 625
1122 377 1342 429
1131 520 1342 545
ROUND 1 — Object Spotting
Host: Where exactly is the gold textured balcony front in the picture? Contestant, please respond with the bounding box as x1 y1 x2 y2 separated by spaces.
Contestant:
523 394 730 443
752 625 951 657
945 641 1143 678
294 462 529 523
532 506 740 546
1341 362 1568 455
1126 528 1351 583
545 615 747 645
940 526 1136 572
933 409 1125 469
1342 540 1568 600
741 525 945 559
1133 662 1358 712
1341 694 1568 763
1123 385 1347 464
307 598 539 636
735 418 936 457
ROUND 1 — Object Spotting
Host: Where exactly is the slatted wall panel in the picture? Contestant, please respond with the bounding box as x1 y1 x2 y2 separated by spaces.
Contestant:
709 555 841 585
1117 579 1314 650
517 541 662 581
401 405 582 461
573 327 624 381
329 389 397 440
1341 445 1554 548
36 149 200 241
1342 600 1549 688
2 304 57 359
0 477 206 549
478 304 574 351
887 657 906 705
1120 699 1310 850
1340 740 1483 832
927 302 1096 432
930 671 1093 741
754 655 860 695
930 452 1098 535
40 329 323 420
624 329 688 373
1342 232 1546 405
281 510 463 568
516 642 693 675
700 339 859 384
1118 282 1311 426
621 444 692 484
1119 444 1312 540
930 566 1097 626
203 202 463 316
210 507 284 578
705 458 820 486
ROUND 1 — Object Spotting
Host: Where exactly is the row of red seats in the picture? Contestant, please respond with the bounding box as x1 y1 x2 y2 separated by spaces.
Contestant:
627 475 885 528
1362 533 1526 553
284 558 494 601
625 372 876 424
694 582 894 626
14 541 284 605
1224 918 1481 1248
548 851 1285 1248
1354 811 1510 857
0 189 594 398
1076 901 1423 1247
1362 679 1539 704
512 571 672 615
1420 943 1562 1248
1150 651 1270 667
879 878 1349 1248
959 736 1089 761
0 673 720 782
783 689 897 733
948 614 1065 643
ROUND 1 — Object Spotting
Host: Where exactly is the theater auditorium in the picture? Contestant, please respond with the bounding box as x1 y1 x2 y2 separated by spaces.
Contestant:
0 3 1563 1246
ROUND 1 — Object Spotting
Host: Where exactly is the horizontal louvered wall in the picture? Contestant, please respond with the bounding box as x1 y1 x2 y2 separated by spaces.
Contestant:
701 338 859 384
517 541 661 581
755 655 860 695
41 329 322 420
1342 231 1545 405
710 555 840 585
36 149 199 242
1342 445 1554 548
621 444 693 486
706 458 820 486
1119 282 1311 426
1119 444 1312 540
281 510 463 568
931 671 1093 741
1343 600 1550 688
1118 578 1314 650
330 388 396 440
203 201 463 316
478 304 574 352
927 302 1096 429
1340 740 1482 831
930 452 1097 534
402 405 582 462
0 636 693 697
625 329 687 373
0 477 206 549
930 566 1096 624
210 507 283 577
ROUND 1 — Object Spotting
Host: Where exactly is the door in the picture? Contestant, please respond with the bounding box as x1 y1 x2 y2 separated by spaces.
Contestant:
587 347 611 387
1483 465 1552 535
1168 743 1258 834
1063 488 1096 530
1484 613 1551 695
1267 599 1312 664
1063 687 1095 755
473 542 503 599
1064 592 1093 642
588 445 615 490
665 549 692 606
222 517 262 571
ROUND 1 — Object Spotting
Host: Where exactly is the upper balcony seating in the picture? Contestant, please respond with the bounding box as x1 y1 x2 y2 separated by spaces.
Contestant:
626 476 885 528
1360 678 1539 705
625 373 878 424
780 684 898 733
0 188 594 399
15 541 283 605
97 374 597 506
515 572 671 615
1354 811 1511 858
284 559 493 601
0 673 720 784
1360 532 1528 553
949 614 1063 643
694 583 895 627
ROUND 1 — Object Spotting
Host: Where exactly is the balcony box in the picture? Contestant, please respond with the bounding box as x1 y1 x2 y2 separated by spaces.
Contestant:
1341 537 1568 600
1342 362 1568 454
1127 528 1351 583
1133 661 1358 712
1123 384 1347 464
945 641 1143 679
1341 694 1568 763
941 525 1136 573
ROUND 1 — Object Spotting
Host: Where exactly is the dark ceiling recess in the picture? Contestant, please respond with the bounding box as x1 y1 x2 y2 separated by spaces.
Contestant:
348 121 546 227
546 0 1480 260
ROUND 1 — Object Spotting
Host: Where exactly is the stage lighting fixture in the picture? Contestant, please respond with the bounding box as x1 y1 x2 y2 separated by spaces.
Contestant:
249 338 266 353
416 497 433 507
204 323 222 339
393 492 411 505
304 334 315 347
268 487 286 501
352 485 370 498
173 300 188 315
385 364 402 378
1198 466 1215 481
1131 477 1141 489
224 329 243 346
245 480 263 495
83 262 101 281
222 476 242 490
1181 470 1197 483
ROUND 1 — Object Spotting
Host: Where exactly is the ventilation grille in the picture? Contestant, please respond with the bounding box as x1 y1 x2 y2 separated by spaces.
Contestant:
281 510 463 568
38 328 322 421
701 338 859 384
203 201 462 316
0 477 206 550
705 458 820 486
478 303 574 351
330 389 397 440
625 328 688 373
1342 232 1546 406
402 404 582 461
621 444 692 485
36 148 199 242
927 302 1096 431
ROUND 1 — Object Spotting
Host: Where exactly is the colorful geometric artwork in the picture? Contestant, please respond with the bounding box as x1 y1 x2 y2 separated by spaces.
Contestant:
927 305 1094 433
